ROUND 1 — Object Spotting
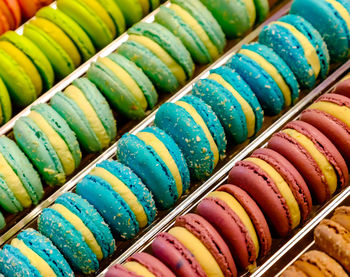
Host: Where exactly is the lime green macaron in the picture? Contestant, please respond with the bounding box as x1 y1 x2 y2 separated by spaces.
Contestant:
0 77 11 126
96 0 126 36
112 0 143 27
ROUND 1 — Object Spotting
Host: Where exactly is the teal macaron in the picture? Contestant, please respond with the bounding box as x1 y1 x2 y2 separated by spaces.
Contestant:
76 160 157 239
193 66 264 142
155 0 226 64
154 95 227 180
259 14 330 89
51 77 116 153
290 0 350 62
117 126 190 209
87 53 158 119
38 192 115 274
117 22 194 93
13 103 82 186
0 77 12 126
227 42 300 115
0 136 43 212
0 228 74 277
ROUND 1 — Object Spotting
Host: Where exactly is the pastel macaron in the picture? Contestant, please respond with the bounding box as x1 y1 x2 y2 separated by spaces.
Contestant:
118 22 194 93
290 0 350 62
0 76 11 125
193 66 263 142
197 184 272 270
106 253 175 277
155 0 226 64
332 74 350 98
0 228 74 277
259 14 330 89
76 160 157 239
227 42 299 115
117 126 190 209
0 136 43 212
38 192 115 274
268 120 349 204
300 93 350 162
51 77 116 153
228 148 312 237
13 103 82 186
87 53 158 119
155 95 227 180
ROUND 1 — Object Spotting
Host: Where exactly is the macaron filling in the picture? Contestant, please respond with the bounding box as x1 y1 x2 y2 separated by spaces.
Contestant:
245 157 301 229
128 34 187 84
28 111 75 175
283 129 337 194
136 131 183 197
11 238 56 277
90 167 148 228
50 204 103 260
169 4 219 59
64 85 110 148
169 226 224 277
98 57 148 110
208 73 256 137
273 21 321 78
123 261 155 277
175 101 219 166
326 0 350 36
308 101 350 127
238 48 292 106
0 153 31 207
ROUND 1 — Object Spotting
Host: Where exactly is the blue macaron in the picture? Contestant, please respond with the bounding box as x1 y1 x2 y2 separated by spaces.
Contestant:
259 14 330 89
76 160 157 239
0 228 74 277
117 126 190 209
154 95 226 180
38 192 115 274
193 66 264 142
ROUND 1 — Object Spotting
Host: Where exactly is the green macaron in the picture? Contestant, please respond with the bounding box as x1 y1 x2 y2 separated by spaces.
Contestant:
0 77 11 126
112 0 143 27
96 0 126 36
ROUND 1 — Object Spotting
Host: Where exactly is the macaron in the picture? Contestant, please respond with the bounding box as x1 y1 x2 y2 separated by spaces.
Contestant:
106 253 176 277
76 160 157 239
300 93 350 162
154 95 227 180
290 0 350 62
95 0 126 36
1 0 21 29
112 0 142 27
268 120 349 204
314 219 350 273
0 76 11 125
259 14 330 89
228 148 312 237
18 0 53 19
281 250 348 277
155 0 226 64
196 184 272 270
0 31 54 91
0 136 43 212
87 53 158 119
13 103 82 186
116 126 190 209
0 0 16 30
332 74 350 98
38 192 115 274
51 77 116 153
118 22 194 93
36 6 96 62
0 211 4 230
0 228 74 277
331 206 350 231
192 66 264 142
227 42 299 115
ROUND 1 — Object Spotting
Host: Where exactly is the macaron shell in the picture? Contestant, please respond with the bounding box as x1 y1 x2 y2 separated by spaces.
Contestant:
0 211 4 230
0 0 15 29
3 0 21 28
0 176 22 213
332 77 350 98
106 264 141 277
332 206 350 231
112 0 143 27
96 0 126 36
0 76 12 124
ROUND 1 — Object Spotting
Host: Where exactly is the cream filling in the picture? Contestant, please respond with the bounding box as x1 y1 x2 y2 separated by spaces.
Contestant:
128 34 187 84
0 153 31 207
239 48 292 106
98 57 148 110
65 85 110 148
274 21 321 78
11 238 56 277
90 167 148 228
175 101 219 167
283 129 337 195
208 73 256 137
245 157 301 229
326 0 350 37
170 4 219 59
309 101 350 127
51 203 103 260
124 261 155 277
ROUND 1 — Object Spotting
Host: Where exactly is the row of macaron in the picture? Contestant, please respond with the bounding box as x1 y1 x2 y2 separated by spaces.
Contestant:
0 0 271 126
103 77 350 277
